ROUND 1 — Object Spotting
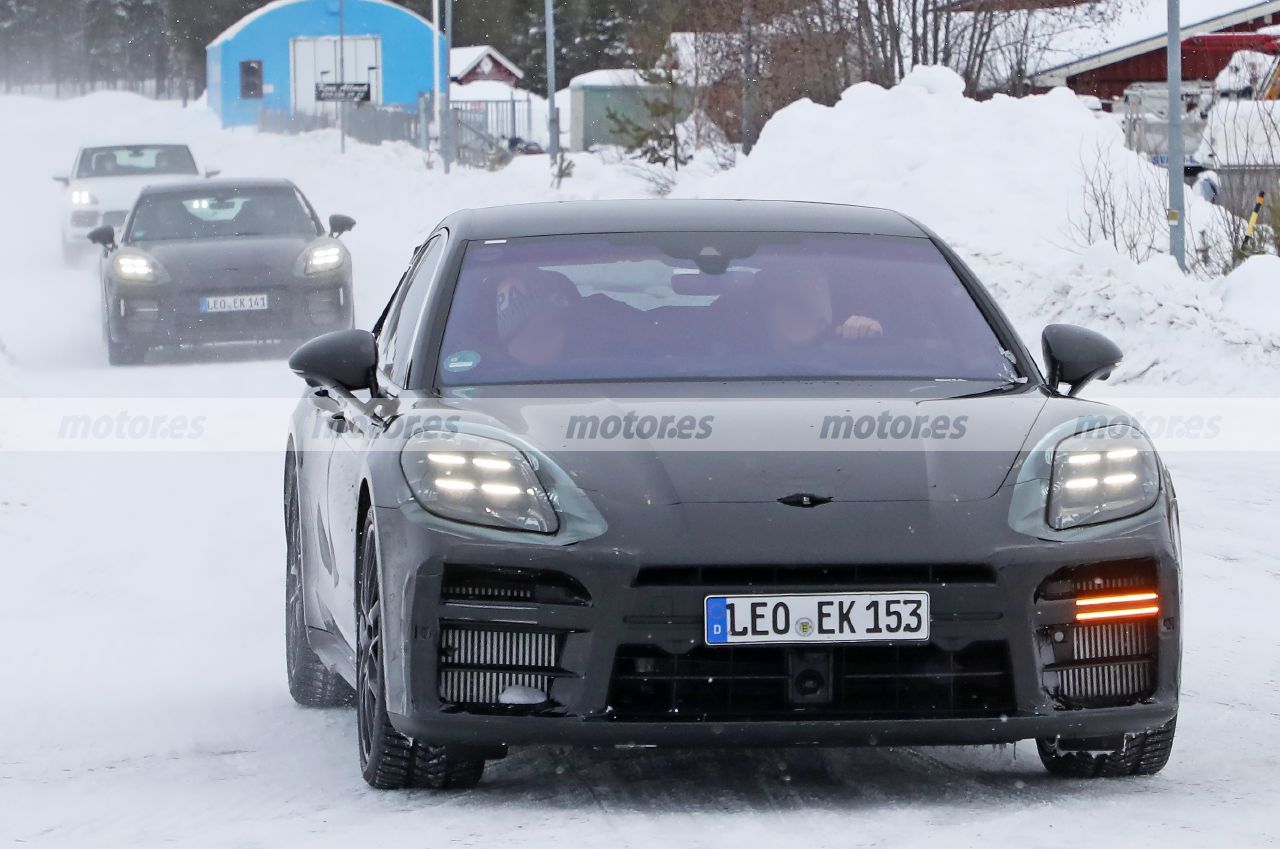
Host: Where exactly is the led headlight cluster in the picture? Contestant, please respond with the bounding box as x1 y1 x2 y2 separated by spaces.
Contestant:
304 244 344 275
113 253 157 281
401 431 558 533
1048 425 1159 530
70 189 97 206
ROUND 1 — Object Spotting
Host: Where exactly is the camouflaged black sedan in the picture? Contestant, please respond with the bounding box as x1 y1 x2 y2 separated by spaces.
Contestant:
90 179 354 364
283 200 1180 790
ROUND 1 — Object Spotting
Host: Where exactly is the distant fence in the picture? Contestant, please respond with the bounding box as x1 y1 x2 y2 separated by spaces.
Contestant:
1 78 196 101
258 104 420 146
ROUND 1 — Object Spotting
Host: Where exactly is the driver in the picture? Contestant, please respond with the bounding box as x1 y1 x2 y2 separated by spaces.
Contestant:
494 270 579 366
759 269 882 352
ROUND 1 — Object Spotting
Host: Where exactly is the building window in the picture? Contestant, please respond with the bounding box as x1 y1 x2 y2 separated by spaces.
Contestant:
240 60 264 99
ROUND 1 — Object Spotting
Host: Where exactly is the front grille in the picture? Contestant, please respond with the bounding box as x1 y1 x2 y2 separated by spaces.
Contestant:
101 210 127 228
607 642 1015 721
438 624 563 707
633 563 995 588
71 210 98 227
1044 620 1157 708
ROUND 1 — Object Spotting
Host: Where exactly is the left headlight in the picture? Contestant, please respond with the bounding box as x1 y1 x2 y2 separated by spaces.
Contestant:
303 244 345 275
401 431 559 534
113 253 157 282
1048 425 1160 530
70 189 97 206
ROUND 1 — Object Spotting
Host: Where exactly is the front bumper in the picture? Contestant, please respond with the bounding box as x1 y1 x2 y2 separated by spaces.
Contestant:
373 496 1181 749
106 274 352 345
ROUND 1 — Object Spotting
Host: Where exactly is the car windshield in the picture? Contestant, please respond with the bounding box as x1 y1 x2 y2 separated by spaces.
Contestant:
435 232 1020 386
126 186 319 242
76 145 198 178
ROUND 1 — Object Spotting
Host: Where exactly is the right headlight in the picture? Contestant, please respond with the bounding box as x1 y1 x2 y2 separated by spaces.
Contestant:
401 431 559 534
1048 425 1160 530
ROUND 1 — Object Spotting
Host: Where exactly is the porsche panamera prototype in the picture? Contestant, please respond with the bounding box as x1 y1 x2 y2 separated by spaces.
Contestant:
283 200 1180 790
90 179 355 364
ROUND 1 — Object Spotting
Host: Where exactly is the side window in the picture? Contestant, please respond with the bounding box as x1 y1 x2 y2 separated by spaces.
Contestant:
379 235 447 387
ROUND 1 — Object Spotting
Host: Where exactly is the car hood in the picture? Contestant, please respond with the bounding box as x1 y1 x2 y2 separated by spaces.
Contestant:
426 386 1053 505
134 236 314 280
69 174 195 211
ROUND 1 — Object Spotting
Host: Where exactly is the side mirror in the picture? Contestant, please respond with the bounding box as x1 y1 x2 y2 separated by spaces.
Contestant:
289 329 376 391
87 225 116 249
204 168 221 179
329 214 356 237
53 174 70 186
1041 324 1122 397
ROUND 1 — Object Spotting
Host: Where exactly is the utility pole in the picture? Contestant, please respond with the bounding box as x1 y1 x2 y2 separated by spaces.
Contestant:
1167 0 1186 269
339 0 347 155
442 0 453 173
545 0 559 157
433 0 442 160
740 3 755 155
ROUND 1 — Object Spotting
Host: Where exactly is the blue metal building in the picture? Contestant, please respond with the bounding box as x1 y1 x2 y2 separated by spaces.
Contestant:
206 0 444 128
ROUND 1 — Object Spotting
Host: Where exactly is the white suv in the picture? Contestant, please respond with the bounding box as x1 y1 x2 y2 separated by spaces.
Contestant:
54 144 217 262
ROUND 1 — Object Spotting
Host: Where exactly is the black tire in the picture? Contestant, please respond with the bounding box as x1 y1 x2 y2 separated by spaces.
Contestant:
106 336 146 366
285 461 354 707
1037 717 1177 778
355 511 486 790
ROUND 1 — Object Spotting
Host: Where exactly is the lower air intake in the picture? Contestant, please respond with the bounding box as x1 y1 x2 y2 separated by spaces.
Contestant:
437 625 561 707
1045 620 1157 708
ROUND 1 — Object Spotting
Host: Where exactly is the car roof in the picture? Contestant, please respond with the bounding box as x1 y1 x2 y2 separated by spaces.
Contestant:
79 142 192 152
138 178 298 196
438 199 929 240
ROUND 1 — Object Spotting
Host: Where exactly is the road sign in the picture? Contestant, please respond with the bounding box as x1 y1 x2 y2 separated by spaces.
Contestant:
315 82 370 103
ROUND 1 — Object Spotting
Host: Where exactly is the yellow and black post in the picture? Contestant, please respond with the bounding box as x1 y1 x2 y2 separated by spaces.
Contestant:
1243 190 1267 249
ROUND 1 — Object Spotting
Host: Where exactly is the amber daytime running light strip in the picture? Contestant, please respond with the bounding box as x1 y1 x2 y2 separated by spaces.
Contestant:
1074 592 1161 622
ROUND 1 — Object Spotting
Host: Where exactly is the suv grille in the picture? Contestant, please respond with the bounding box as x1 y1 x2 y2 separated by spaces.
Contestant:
607 642 1014 721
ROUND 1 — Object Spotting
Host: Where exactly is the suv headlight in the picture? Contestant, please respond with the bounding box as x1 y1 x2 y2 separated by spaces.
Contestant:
70 189 97 205
401 431 558 534
1048 425 1160 530
303 244 344 275
113 253 157 282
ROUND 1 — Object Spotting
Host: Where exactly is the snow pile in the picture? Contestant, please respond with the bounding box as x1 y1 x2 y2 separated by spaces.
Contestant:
1199 98 1280 166
1214 49 1275 95
1219 254 1280 336
673 67 1280 389
675 67 1212 267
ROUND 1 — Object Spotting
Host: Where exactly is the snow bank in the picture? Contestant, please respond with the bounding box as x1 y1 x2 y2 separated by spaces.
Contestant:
675 67 1212 266
1214 49 1275 95
1220 254 1280 336
673 67 1280 389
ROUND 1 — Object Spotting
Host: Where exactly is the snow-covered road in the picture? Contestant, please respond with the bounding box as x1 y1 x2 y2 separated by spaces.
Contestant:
3 91 1279 848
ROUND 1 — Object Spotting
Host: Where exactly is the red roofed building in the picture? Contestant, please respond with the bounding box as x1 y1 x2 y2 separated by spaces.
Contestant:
1033 0 1280 100
449 46 524 86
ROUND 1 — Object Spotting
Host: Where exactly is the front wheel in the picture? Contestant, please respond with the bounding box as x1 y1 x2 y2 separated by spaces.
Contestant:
1037 717 1177 777
355 511 486 790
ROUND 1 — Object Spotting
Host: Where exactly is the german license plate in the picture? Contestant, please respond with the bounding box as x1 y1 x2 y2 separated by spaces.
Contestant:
704 591 930 645
200 294 269 313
